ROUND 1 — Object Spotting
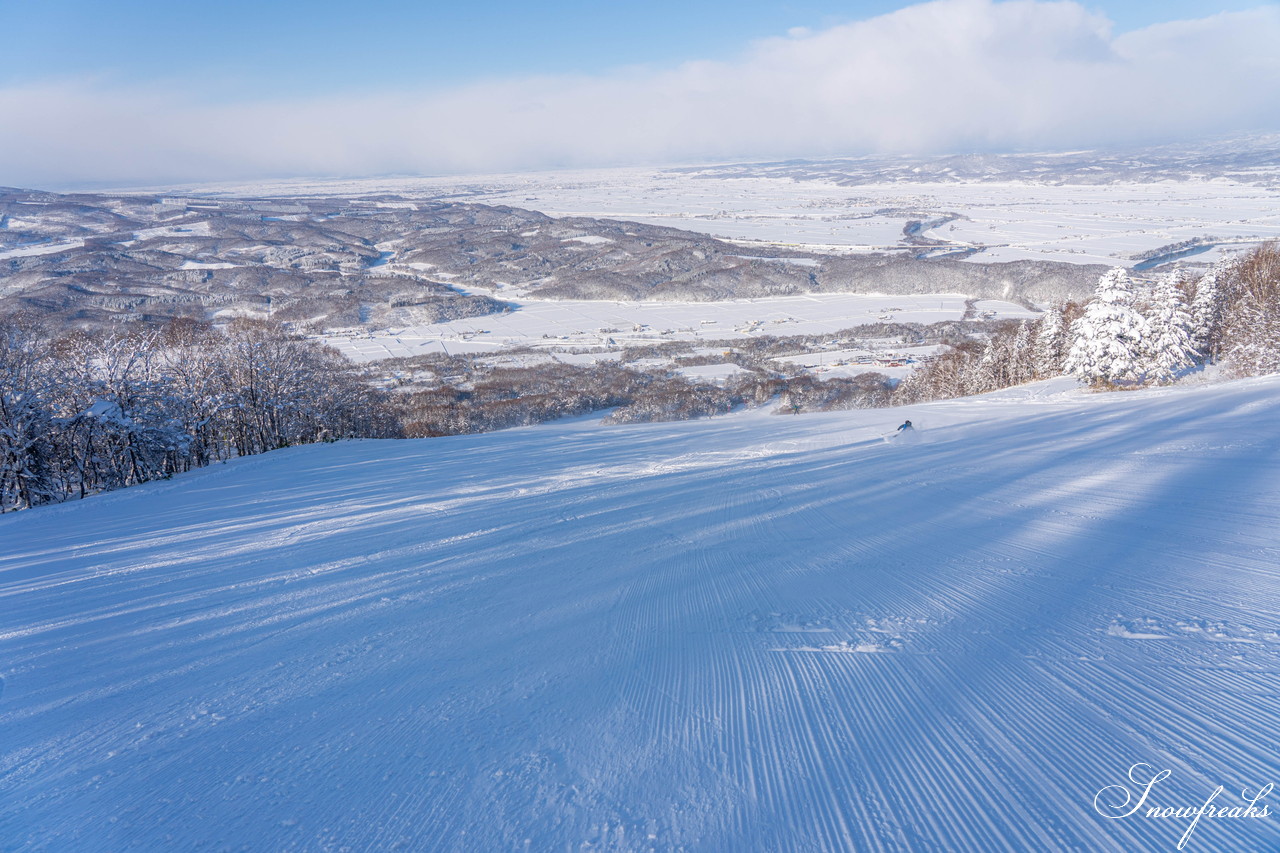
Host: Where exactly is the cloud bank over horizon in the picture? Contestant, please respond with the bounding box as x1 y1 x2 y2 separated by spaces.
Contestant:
3 0 1279 188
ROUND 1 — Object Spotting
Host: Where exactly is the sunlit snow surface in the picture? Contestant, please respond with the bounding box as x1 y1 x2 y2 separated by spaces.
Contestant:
155 165 1280 266
4 376 1280 850
322 293 1036 363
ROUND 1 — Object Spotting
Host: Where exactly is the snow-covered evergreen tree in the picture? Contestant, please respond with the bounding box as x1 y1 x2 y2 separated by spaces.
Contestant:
1033 303 1067 377
1143 272 1199 384
1063 268 1149 387
972 337 1002 394
1189 259 1239 361
1008 320 1037 384
1190 269 1220 357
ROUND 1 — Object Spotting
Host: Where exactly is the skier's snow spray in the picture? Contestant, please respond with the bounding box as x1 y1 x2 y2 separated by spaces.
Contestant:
883 421 922 445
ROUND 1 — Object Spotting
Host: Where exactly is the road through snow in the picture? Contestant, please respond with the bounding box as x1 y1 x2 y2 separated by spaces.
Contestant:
3 377 1280 851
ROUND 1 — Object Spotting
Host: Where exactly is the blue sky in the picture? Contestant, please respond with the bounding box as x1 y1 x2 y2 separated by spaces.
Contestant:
5 0 1271 96
2 0 1278 186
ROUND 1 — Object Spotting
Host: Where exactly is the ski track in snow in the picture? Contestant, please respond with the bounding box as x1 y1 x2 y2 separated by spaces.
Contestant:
3 377 1280 851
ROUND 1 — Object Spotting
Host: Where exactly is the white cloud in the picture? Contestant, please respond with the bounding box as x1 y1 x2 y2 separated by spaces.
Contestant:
2 0 1278 187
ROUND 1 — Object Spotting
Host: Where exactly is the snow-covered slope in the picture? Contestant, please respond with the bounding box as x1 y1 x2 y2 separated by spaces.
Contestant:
4 377 1280 851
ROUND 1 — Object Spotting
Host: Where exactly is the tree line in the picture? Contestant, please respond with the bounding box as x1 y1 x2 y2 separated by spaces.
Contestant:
0 318 397 512
399 363 893 436
899 243 1280 403
5 245 1276 510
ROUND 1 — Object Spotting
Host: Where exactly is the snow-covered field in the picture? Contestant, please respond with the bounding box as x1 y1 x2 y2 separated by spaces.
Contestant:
5 375 1280 850
771 344 943 380
323 293 1029 363
440 172 1280 266
0 240 85 261
154 165 1280 267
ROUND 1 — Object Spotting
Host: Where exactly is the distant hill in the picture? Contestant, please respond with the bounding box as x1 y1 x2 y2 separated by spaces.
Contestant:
1 188 1103 330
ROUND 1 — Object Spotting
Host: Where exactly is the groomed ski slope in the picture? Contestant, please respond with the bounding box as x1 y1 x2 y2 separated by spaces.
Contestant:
4 376 1280 852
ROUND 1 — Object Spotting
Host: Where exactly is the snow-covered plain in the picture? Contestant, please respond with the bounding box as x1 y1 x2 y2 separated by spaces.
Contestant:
771 345 944 380
151 165 1280 267
446 173 1280 266
0 240 85 262
323 293 1026 363
4 376 1280 850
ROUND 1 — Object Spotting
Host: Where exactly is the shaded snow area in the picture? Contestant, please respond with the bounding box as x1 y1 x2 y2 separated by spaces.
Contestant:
4 377 1280 851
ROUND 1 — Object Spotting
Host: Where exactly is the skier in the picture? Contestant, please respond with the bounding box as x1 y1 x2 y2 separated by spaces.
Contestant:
897 419 914 432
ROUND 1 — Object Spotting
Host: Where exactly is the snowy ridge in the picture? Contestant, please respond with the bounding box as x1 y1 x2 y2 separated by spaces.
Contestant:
3 377 1280 850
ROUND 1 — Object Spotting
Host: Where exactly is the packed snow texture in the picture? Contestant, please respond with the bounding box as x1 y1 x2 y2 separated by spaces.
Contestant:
4 377 1280 850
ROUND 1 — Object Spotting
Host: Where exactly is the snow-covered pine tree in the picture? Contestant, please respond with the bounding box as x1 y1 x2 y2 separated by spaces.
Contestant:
1191 256 1245 362
1143 272 1199 384
1190 268 1222 359
972 337 1003 394
1010 320 1036 384
1063 268 1149 388
1033 303 1067 378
